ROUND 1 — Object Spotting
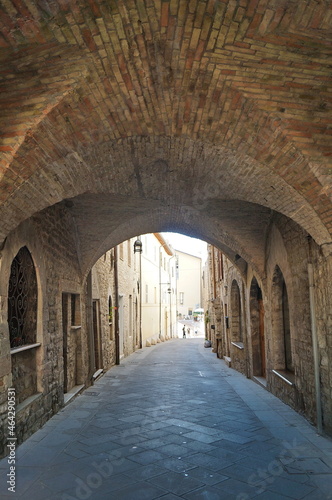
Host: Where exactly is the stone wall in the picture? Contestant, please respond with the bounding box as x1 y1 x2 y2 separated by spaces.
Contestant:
91 242 139 368
205 216 332 437
0 209 144 457
91 251 117 371
265 217 316 425
0 202 86 457
308 241 332 435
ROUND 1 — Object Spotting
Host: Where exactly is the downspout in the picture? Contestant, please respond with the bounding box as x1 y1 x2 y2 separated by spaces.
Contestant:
308 262 323 434
114 246 120 365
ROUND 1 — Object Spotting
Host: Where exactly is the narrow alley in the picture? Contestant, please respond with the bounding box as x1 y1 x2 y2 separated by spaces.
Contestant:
1 338 331 500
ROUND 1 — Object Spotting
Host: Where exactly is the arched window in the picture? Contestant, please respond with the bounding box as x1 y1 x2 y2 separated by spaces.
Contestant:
8 246 37 348
231 280 242 343
272 266 293 373
8 246 39 405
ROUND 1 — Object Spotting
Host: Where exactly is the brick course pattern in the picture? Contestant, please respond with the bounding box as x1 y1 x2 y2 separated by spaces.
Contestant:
0 0 331 256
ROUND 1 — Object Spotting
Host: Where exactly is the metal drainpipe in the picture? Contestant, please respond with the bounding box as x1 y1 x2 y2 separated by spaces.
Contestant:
308 262 323 434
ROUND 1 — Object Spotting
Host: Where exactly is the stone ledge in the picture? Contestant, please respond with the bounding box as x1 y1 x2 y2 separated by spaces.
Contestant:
224 356 231 367
10 343 41 355
92 369 103 381
272 369 295 386
17 393 43 413
231 341 244 350
253 376 267 389
64 385 85 405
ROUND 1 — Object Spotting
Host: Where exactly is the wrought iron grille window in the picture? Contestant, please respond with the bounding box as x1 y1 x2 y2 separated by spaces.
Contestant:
8 247 37 349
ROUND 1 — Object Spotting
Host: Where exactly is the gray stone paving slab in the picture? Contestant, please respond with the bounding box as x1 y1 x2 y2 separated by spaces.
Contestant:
212 476 259 497
1 338 332 499
155 457 198 474
98 480 167 499
182 485 234 500
185 452 236 472
185 466 229 485
122 464 167 481
156 494 183 500
128 449 170 465
149 471 205 495
253 492 293 500
261 476 316 498
19 482 54 500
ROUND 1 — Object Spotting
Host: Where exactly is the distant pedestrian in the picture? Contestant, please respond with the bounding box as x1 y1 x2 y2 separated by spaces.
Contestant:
187 327 190 337
182 326 186 338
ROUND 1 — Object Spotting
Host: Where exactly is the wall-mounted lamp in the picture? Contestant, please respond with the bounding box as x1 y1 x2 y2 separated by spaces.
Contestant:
134 237 143 253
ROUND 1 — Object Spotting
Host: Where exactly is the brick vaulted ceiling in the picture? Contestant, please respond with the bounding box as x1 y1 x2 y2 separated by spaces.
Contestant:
0 0 331 274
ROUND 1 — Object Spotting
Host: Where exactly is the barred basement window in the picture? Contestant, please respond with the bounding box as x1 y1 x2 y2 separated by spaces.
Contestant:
8 246 37 349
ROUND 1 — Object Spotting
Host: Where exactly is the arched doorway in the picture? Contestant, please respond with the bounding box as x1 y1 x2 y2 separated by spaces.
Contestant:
250 278 265 378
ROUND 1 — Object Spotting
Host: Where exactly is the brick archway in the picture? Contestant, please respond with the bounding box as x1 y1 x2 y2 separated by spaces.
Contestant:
0 1 331 259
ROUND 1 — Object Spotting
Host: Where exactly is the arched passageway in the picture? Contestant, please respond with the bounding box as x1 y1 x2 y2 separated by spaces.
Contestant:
0 0 331 452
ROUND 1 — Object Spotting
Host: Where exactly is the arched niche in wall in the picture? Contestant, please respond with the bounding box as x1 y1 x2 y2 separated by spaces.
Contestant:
271 266 293 374
230 280 243 344
250 277 266 378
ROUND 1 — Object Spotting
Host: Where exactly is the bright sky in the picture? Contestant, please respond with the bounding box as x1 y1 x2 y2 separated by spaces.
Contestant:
161 232 208 262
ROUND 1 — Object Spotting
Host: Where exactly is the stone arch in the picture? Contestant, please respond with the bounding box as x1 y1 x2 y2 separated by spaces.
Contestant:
271 266 293 373
250 277 266 378
1 136 331 249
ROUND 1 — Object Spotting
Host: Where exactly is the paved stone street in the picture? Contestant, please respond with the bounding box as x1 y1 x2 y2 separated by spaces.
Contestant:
1 338 332 500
